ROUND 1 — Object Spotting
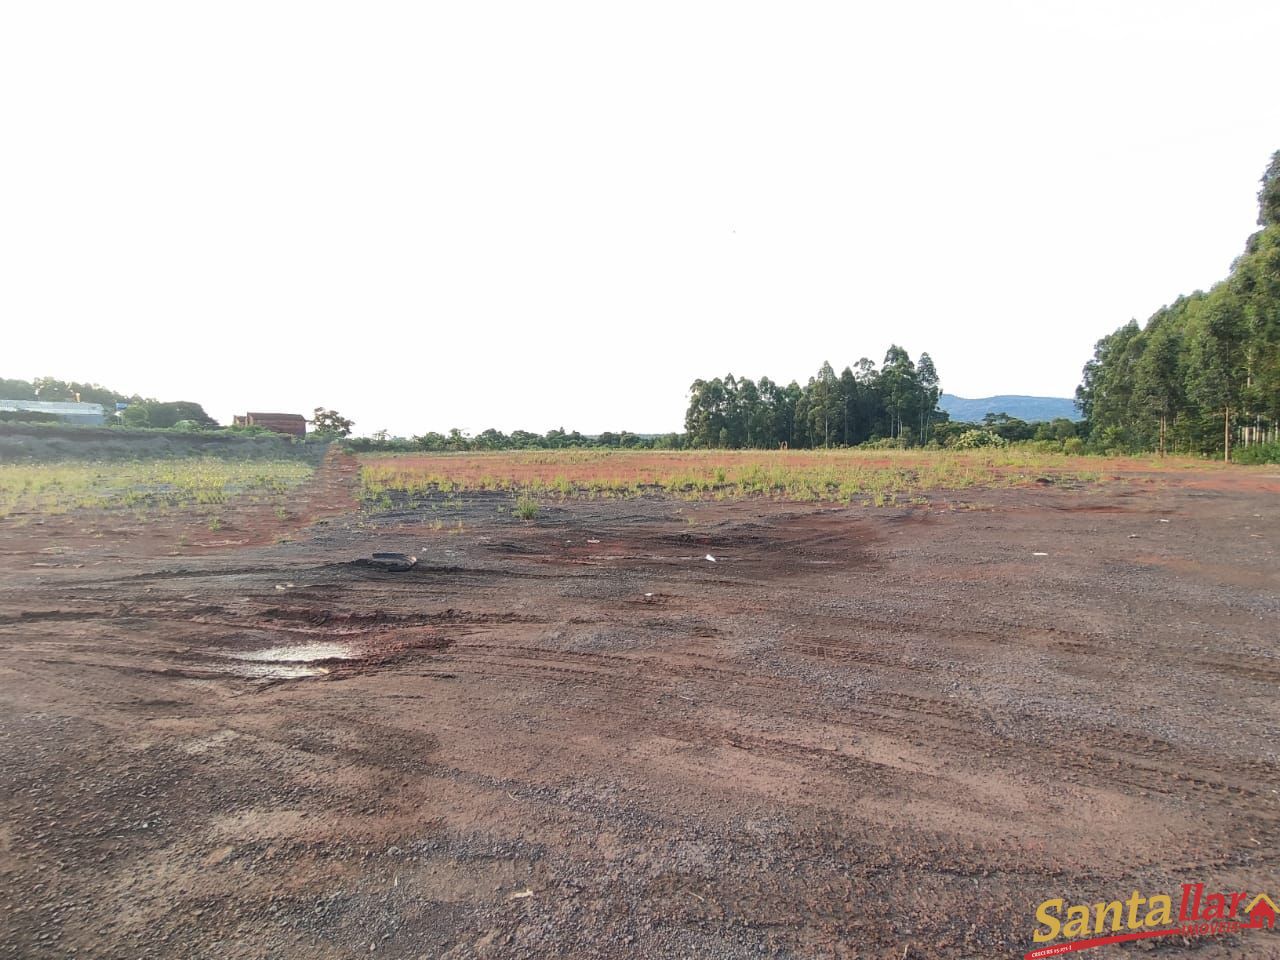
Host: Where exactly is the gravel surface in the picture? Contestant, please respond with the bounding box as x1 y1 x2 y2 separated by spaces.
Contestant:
1 459 1277 959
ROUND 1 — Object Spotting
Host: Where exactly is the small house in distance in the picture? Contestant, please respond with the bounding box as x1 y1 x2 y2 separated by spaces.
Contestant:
233 412 307 438
0 399 106 425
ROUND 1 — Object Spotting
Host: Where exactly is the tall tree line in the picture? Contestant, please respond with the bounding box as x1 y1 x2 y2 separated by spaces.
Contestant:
1078 151 1280 458
684 346 941 448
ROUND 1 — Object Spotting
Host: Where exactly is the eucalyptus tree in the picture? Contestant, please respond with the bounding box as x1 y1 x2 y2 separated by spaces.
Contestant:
916 353 940 443
879 345 919 440
1133 309 1184 455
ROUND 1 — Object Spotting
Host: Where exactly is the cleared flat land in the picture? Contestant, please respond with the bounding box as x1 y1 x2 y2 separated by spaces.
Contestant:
0 450 1277 959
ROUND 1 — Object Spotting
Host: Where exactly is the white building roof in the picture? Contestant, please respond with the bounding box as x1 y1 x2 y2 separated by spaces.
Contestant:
0 399 106 414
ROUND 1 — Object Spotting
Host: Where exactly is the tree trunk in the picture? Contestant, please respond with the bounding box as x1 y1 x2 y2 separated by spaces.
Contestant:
1223 405 1231 463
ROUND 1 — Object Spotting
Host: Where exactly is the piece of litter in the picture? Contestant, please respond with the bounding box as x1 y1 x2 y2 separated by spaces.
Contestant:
1158 519 1170 523
644 592 654 597
587 538 600 544
1032 552 1048 557
705 554 717 563
1128 534 1139 539
275 584 288 591
509 889 534 900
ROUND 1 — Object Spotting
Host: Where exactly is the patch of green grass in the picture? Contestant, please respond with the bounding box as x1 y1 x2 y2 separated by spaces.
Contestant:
0 458 313 520
355 448 1148 507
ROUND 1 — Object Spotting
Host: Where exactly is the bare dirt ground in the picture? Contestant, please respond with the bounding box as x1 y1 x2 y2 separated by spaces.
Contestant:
1 455 1277 959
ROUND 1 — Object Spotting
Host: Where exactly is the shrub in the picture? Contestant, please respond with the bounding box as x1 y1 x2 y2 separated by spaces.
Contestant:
514 496 539 520
949 429 1007 450
1234 441 1280 464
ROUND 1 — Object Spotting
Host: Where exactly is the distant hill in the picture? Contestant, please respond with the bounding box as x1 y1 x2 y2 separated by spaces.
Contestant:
939 394 1080 423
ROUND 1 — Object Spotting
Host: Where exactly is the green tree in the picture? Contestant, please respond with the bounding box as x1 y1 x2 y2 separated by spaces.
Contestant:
916 352 940 443
120 400 216 429
721 374 747 448
311 407 354 437
736 377 762 447
31 377 76 401
1258 149 1280 228
1077 320 1143 450
838 366 859 445
879 345 919 440
473 428 509 449
685 378 728 448
1133 309 1184 455
0 378 37 400
1188 292 1248 461
751 377 781 447
808 361 840 447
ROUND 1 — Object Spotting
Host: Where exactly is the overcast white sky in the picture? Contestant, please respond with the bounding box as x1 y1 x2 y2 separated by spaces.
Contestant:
2 2 1277 436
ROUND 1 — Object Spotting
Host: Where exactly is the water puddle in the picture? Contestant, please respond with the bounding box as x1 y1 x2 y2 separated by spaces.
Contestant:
220 641 357 679
236 642 355 663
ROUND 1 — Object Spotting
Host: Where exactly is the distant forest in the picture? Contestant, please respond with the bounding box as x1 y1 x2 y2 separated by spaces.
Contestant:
1078 151 1280 459
684 348 940 449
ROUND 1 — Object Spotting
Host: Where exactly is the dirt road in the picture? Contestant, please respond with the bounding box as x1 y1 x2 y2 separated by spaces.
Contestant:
1 464 1277 959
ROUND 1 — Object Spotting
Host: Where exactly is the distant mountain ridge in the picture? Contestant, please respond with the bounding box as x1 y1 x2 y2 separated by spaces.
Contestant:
939 394 1080 423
